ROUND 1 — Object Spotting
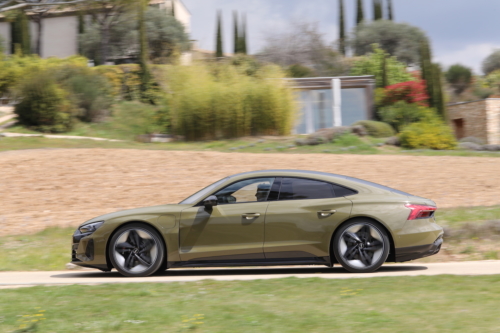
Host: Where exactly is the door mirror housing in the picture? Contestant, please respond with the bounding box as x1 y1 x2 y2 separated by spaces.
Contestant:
203 195 218 209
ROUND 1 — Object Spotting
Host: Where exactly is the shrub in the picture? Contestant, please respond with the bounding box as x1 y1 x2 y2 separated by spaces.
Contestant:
14 72 75 133
53 65 113 122
446 64 473 95
399 114 457 150
350 45 414 88
383 80 429 106
92 64 142 101
352 120 395 138
163 63 296 140
378 101 428 132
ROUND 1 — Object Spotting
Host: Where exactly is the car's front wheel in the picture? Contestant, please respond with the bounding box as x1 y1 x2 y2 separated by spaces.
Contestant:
333 219 390 273
109 223 165 277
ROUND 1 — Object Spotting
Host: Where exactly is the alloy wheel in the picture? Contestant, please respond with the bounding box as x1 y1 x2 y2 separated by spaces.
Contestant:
113 228 159 274
338 223 385 269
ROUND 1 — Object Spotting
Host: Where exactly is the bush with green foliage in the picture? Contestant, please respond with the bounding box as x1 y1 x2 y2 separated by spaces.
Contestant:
482 50 500 75
351 21 427 65
55 66 114 122
399 113 457 150
350 45 413 88
352 120 395 138
14 72 75 133
163 63 296 140
288 64 314 78
446 64 473 95
379 101 429 132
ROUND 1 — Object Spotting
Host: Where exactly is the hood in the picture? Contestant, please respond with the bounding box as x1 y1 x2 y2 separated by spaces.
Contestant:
81 204 191 226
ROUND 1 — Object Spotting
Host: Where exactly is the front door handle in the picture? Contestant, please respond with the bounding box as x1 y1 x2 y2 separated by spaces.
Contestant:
318 210 337 217
242 213 261 220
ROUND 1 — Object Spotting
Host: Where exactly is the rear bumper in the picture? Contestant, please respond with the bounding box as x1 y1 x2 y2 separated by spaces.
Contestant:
395 236 443 262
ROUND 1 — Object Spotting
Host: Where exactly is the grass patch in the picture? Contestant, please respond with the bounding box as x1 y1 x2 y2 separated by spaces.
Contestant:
437 206 500 228
1 276 500 332
0 228 74 271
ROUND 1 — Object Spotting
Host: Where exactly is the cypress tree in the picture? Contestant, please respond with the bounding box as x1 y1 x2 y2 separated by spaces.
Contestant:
138 0 151 99
10 12 30 55
419 38 434 108
338 0 345 55
432 63 447 120
215 11 223 58
171 0 175 17
233 11 239 54
374 0 383 20
241 13 247 54
78 12 85 34
356 0 364 26
387 0 394 20
381 52 388 88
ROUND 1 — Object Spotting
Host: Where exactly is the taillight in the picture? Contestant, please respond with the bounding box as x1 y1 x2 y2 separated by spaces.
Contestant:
405 204 437 220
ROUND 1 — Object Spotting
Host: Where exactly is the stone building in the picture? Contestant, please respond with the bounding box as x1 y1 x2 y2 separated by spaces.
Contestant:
447 98 500 144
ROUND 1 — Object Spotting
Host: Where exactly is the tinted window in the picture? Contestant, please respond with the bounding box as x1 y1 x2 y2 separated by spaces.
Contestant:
213 178 275 204
179 177 229 204
332 184 357 197
279 178 335 200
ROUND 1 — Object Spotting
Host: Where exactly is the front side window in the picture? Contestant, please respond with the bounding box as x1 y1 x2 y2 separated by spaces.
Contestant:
279 178 335 200
212 178 275 204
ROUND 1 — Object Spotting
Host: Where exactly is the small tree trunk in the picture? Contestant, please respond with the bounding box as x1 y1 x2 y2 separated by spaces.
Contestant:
35 16 43 56
100 23 110 64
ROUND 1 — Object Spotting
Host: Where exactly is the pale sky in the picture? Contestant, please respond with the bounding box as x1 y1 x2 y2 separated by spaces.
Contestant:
182 0 500 74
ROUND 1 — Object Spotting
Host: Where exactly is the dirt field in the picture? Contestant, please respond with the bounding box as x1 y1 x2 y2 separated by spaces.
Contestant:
1 148 499 236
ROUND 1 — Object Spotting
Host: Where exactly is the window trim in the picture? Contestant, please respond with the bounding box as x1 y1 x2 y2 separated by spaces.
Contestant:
276 176 358 202
194 177 277 206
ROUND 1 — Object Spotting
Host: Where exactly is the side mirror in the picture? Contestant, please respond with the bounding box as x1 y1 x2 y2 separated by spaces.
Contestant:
203 195 218 210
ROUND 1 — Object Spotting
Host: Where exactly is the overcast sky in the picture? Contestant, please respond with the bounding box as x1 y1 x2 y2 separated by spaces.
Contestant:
182 0 500 74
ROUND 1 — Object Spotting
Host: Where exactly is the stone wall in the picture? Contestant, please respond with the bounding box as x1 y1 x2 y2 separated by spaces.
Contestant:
486 99 500 144
448 100 488 143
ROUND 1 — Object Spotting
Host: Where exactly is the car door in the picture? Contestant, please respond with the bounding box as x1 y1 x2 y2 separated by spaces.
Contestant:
179 177 275 262
264 177 353 259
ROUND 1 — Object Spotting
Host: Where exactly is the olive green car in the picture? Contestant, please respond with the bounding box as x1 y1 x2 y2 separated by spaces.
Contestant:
72 170 443 277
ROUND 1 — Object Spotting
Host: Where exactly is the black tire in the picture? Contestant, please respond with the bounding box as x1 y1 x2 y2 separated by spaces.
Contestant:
333 219 390 273
109 223 165 277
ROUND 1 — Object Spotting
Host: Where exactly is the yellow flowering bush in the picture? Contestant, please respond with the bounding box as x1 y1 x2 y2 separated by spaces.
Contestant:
399 112 457 150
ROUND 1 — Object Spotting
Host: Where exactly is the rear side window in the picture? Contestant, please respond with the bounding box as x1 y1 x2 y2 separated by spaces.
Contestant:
332 184 357 197
279 178 335 200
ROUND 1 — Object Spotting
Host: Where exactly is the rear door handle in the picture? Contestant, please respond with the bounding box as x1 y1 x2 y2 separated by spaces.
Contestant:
318 210 337 217
242 213 261 220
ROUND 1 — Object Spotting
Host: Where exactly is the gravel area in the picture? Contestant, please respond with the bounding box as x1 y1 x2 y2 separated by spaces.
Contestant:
1 149 499 236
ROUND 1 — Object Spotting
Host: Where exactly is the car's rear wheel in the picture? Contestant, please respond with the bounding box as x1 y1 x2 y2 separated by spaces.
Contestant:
333 219 390 273
109 223 165 277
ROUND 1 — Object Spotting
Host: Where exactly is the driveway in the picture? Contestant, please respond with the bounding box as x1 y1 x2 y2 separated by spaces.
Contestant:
1 261 499 288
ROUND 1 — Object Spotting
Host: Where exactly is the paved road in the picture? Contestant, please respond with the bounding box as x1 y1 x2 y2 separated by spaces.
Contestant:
1 261 499 288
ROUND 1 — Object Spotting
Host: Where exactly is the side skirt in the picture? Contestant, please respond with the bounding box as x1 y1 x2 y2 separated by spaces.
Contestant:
168 257 331 268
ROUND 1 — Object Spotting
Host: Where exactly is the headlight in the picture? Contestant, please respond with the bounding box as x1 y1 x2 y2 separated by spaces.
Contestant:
79 221 105 234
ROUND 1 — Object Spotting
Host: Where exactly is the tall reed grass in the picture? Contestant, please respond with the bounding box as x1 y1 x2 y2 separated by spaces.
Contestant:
163 62 297 140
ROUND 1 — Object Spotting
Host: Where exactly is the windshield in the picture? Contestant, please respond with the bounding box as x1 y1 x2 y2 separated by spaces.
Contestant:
179 177 229 204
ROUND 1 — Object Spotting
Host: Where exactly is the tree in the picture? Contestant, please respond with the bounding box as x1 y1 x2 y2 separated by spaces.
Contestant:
138 0 150 97
241 13 247 54
233 11 239 54
351 20 427 65
445 64 472 95
215 10 223 58
419 39 447 120
387 0 393 20
257 21 346 76
338 0 345 55
373 0 383 20
10 11 31 55
482 50 500 75
432 63 447 120
350 45 413 88
79 6 189 64
356 0 364 26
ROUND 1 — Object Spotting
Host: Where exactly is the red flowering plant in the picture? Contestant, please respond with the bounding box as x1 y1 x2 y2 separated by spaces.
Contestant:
383 80 429 106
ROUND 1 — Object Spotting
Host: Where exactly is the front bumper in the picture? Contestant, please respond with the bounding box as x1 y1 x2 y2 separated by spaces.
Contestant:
71 229 110 271
395 236 443 262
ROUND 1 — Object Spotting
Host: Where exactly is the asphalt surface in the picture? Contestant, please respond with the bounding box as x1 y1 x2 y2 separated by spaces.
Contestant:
1 261 499 288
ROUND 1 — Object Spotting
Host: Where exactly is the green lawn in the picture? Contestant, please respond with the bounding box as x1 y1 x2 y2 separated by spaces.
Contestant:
437 206 500 228
1 275 500 332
